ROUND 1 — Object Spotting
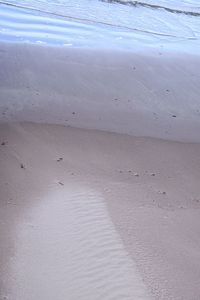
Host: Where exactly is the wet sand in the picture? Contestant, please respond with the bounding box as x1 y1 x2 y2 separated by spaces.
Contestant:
1 42 200 142
1 122 200 300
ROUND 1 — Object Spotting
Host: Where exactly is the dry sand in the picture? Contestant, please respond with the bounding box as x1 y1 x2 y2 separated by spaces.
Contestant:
1 122 200 300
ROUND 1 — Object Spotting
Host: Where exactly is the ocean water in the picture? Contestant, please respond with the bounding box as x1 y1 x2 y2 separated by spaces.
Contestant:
0 0 200 50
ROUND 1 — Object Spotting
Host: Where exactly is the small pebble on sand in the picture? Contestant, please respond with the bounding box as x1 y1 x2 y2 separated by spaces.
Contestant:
57 157 63 162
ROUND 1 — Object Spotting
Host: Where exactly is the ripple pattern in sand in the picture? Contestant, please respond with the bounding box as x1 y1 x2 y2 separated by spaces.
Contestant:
8 184 149 300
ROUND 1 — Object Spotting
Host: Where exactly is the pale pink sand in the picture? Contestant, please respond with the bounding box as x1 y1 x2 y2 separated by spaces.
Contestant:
1 123 200 300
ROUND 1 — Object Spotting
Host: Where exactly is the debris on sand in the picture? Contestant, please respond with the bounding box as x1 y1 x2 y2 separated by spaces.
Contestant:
134 173 139 177
158 190 166 195
20 163 25 169
192 198 200 203
57 157 63 162
58 181 64 186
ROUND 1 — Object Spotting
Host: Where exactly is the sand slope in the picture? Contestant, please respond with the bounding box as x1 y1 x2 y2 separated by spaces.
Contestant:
1 122 200 299
1 43 200 142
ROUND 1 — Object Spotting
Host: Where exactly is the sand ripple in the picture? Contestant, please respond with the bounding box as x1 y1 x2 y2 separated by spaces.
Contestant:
8 185 149 299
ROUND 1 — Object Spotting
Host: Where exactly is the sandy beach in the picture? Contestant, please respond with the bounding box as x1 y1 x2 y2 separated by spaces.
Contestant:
1 121 200 300
1 43 200 142
1 1 200 299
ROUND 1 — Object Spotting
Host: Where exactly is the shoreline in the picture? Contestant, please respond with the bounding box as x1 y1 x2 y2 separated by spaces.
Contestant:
1 3 200 297
1 35 200 298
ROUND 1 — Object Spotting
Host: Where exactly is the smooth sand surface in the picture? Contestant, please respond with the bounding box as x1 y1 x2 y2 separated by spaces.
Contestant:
1 43 200 142
1 122 200 300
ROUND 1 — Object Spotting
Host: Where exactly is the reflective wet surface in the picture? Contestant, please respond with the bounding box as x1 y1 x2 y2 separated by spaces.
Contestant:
1 0 200 51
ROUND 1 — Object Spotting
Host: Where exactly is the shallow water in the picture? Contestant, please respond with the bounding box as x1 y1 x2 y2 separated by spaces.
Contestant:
0 0 200 50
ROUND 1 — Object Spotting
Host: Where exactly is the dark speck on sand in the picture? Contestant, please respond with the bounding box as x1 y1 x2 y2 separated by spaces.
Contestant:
57 157 63 162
